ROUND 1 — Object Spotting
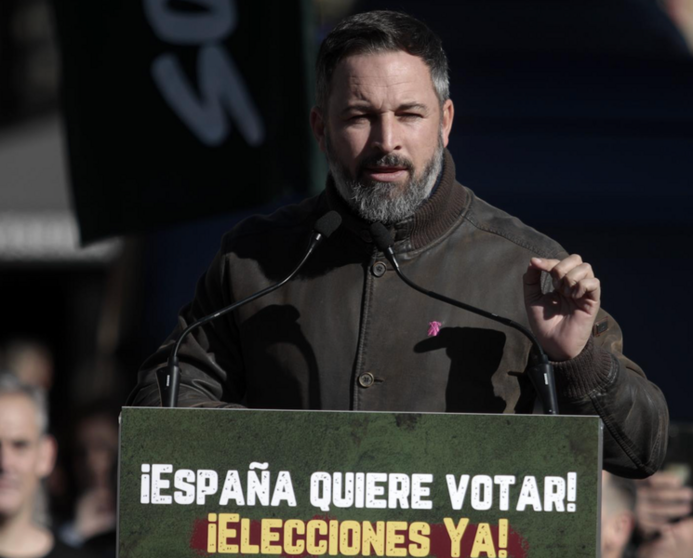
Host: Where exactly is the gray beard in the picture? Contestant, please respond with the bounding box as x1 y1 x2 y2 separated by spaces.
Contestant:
326 136 444 225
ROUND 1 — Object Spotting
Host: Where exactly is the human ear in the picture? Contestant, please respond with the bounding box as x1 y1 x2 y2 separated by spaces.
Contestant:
36 434 57 478
441 99 454 147
613 512 635 548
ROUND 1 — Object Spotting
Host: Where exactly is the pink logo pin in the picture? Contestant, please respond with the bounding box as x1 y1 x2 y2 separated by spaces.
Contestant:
427 321 442 337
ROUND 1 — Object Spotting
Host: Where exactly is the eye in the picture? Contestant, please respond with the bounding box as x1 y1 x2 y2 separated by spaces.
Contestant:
398 112 423 120
12 440 30 451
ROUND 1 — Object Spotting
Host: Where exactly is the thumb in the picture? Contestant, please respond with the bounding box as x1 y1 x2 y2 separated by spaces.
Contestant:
523 257 551 303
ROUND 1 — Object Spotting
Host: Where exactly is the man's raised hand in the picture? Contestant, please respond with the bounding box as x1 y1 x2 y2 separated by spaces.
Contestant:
523 255 601 361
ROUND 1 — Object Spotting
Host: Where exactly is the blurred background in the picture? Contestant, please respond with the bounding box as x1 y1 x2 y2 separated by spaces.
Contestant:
0 0 691 554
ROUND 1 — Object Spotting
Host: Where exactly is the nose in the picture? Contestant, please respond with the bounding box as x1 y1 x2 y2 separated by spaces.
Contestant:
0 443 18 473
370 113 401 154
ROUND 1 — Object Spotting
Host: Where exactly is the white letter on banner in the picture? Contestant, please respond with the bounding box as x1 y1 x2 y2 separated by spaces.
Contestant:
140 464 151 504
151 464 172 504
411 474 433 509
151 45 265 147
247 463 270 506
174 469 196 504
271 471 297 507
144 0 235 44
196 470 218 505
310 472 332 512
388 473 410 509
494 475 516 511
333 473 354 508
354 473 365 508
446 474 470 511
516 476 542 511
471 475 493 511
544 476 566 512
219 470 245 506
366 473 387 509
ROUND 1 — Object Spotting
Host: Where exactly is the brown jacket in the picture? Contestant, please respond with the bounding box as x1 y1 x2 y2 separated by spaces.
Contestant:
130 150 668 479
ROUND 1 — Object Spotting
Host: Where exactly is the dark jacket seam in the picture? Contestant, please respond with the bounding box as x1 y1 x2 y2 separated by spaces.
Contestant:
590 393 654 476
464 199 564 259
580 355 656 475
467 217 563 258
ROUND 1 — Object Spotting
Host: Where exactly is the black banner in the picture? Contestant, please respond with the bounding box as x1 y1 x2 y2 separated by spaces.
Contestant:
54 0 321 243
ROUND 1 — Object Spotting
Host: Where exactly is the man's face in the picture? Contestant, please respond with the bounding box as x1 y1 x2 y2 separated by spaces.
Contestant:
74 414 119 490
311 50 454 224
0 393 54 520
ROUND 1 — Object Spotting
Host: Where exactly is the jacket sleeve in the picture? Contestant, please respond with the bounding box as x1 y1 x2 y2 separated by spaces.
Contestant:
127 247 247 409
551 308 669 479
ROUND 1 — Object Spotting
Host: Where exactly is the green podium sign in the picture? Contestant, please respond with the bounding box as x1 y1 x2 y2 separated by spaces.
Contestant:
118 408 602 557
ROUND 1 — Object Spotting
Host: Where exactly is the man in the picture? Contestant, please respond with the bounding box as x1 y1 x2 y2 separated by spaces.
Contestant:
130 10 667 478
0 373 88 558
57 404 118 555
602 471 637 558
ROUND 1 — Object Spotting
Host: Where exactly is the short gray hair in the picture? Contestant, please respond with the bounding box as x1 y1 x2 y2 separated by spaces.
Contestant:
315 10 450 111
0 372 49 434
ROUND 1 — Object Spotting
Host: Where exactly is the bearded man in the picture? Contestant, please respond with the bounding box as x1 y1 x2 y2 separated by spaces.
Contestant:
130 10 667 479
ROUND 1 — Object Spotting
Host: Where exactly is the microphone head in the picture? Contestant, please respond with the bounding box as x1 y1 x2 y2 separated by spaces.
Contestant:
314 211 342 239
369 222 394 252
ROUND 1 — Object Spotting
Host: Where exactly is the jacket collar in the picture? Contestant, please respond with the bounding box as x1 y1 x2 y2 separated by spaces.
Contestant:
324 149 468 253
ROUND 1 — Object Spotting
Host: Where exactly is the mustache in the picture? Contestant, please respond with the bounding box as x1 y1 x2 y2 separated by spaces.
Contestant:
357 154 414 177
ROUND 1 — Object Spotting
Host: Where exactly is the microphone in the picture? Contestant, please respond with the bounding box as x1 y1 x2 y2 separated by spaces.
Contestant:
157 211 343 407
369 222 559 415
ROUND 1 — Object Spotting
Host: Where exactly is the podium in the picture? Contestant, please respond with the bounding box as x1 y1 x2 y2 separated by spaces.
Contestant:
117 408 602 557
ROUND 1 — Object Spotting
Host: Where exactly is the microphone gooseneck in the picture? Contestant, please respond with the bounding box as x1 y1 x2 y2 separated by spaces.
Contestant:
157 211 343 407
369 222 559 415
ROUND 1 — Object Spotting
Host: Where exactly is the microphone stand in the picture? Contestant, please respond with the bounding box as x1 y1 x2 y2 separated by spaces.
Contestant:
156 211 342 407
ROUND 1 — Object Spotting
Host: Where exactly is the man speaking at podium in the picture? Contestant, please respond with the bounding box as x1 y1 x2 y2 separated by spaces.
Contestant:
130 11 667 479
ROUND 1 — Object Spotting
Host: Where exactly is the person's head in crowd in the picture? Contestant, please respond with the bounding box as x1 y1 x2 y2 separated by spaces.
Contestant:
0 372 57 556
71 403 119 493
2 338 54 392
56 402 119 551
602 471 637 558
634 469 693 558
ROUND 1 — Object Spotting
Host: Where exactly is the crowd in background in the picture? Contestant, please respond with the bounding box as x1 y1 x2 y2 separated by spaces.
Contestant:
1 341 692 558
0 342 118 558
602 470 693 558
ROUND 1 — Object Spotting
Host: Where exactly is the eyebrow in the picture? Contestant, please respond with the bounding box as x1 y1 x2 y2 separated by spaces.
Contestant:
340 102 429 115
397 103 429 112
